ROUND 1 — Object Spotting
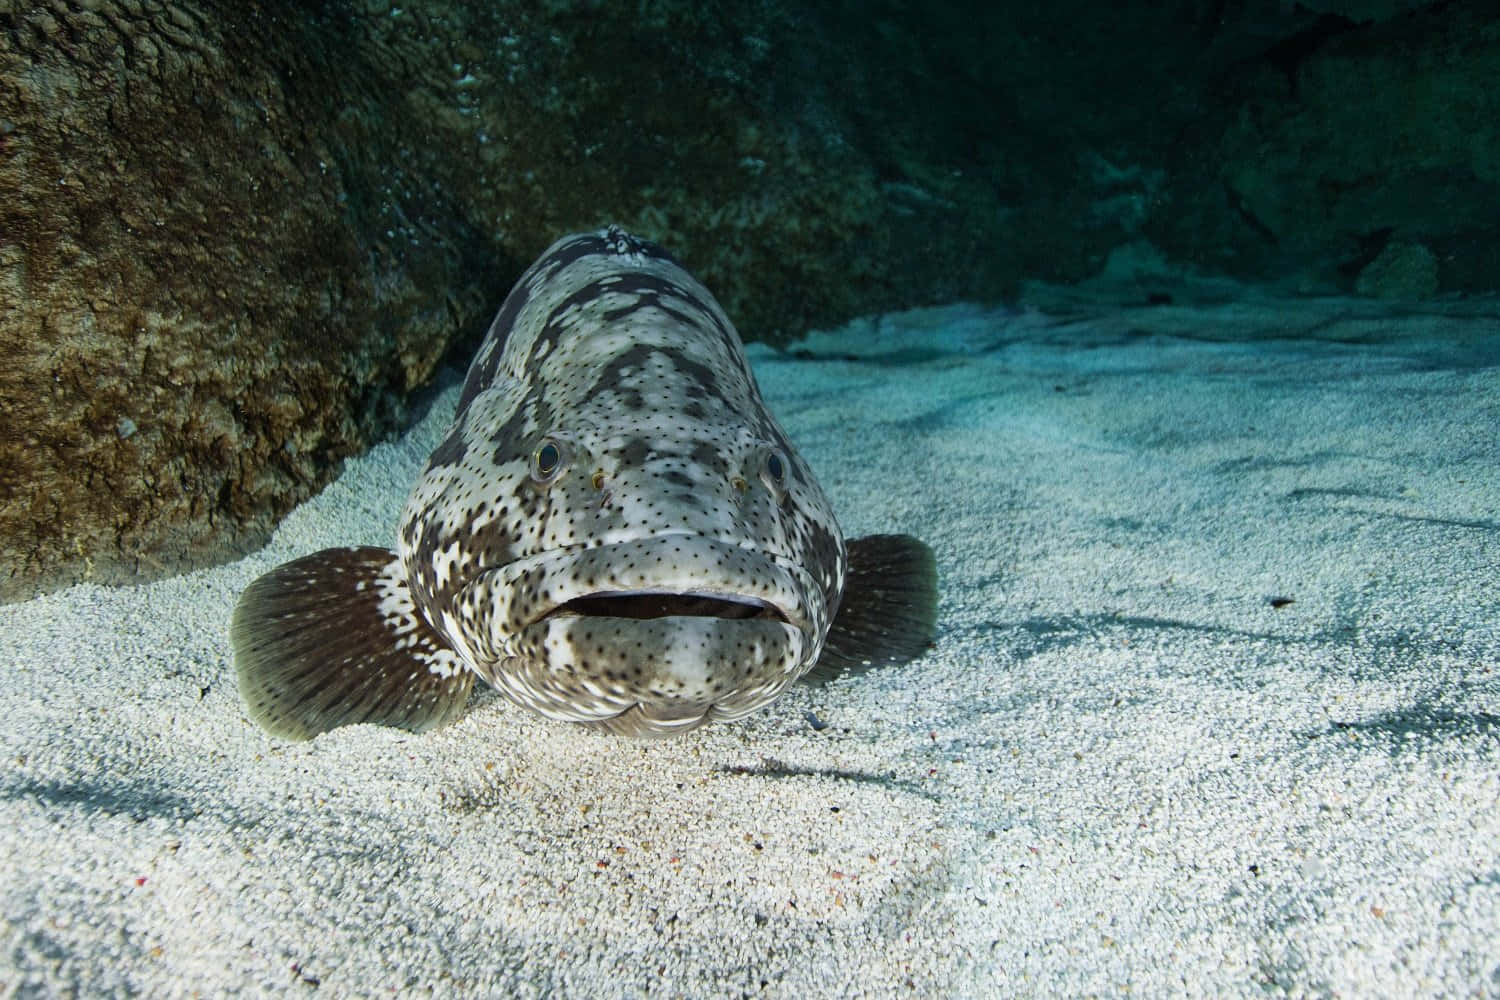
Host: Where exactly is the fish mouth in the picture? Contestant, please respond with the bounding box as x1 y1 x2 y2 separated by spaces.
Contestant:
491 533 816 635
545 589 790 624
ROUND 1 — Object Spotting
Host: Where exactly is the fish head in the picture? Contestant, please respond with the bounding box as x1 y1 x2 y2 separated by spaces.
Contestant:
469 414 845 735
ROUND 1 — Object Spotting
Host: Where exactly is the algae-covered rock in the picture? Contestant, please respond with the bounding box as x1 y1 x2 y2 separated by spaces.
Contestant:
1215 4 1500 291
0 2 475 600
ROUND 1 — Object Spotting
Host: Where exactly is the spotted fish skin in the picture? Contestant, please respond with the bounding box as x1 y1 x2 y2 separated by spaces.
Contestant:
232 226 936 740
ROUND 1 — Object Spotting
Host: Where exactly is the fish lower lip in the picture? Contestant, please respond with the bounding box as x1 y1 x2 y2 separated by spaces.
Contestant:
544 591 788 623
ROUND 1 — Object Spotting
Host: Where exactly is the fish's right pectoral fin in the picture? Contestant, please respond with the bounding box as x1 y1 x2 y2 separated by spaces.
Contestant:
230 546 474 741
806 533 938 682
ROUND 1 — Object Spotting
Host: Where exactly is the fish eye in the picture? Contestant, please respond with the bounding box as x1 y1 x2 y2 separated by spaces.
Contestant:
530 437 570 485
764 451 786 484
757 447 790 501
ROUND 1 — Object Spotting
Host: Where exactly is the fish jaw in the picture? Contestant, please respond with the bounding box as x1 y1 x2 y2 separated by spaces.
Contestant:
447 534 826 734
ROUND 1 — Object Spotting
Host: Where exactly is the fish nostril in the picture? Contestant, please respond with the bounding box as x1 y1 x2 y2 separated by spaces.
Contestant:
731 476 748 492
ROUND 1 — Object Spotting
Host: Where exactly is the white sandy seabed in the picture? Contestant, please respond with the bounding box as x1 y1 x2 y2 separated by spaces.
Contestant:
2 294 1497 998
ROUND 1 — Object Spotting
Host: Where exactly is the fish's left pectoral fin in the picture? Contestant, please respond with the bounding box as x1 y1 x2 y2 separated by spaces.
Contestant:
806 533 938 682
230 546 475 741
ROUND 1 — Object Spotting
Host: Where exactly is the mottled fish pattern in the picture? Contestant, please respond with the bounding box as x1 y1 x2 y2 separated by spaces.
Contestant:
232 227 936 738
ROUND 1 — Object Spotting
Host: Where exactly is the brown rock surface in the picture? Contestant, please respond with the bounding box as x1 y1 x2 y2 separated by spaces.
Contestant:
0 2 479 599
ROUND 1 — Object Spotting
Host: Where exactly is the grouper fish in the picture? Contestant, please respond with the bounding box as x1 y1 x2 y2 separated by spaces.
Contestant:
231 226 937 739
